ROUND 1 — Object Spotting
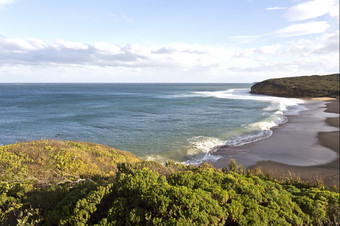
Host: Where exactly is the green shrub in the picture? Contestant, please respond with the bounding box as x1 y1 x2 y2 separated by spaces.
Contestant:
0 141 339 225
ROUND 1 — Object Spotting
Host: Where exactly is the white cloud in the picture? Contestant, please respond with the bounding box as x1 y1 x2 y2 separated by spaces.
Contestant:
228 31 339 78
233 48 256 58
0 36 338 82
232 21 330 41
54 39 89 50
258 44 281 54
233 0 337 42
284 31 339 56
0 0 15 7
314 31 339 54
329 3 339 17
274 21 330 37
94 41 121 55
230 34 268 44
153 43 209 55
265 7 287 11
0 38 47 51
286 0 339 21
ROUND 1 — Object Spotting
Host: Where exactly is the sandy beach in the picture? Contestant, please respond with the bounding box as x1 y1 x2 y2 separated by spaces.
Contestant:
212 99 339 188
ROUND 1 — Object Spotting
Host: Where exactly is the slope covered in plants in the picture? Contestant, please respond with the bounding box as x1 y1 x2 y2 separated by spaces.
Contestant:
0 139 140 184
1 140 339 225
251 74 340 97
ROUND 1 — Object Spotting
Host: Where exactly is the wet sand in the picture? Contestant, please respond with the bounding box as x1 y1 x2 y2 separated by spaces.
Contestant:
212 99 339 188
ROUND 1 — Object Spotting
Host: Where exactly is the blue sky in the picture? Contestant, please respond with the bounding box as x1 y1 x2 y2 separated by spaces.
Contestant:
0 0 338 82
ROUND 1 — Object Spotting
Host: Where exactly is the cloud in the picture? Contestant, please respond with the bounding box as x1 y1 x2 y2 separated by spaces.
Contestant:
233 0 338 43
232 21 330 41
230 34 268 44
314 31 339 54
258 44 281 54
94 41 121 55
54 40 89 50
228 31 339 78
0 38 216 69
0 35 338 82
152 43 209 55
265 7 287 11
273 21 330 37
0 38 47 52
0 0 15 7
286 0 339 21
228 59 335 76
284 31 339 56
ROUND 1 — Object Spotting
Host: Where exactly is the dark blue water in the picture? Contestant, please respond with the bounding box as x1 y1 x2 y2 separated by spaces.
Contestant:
0 83 304 164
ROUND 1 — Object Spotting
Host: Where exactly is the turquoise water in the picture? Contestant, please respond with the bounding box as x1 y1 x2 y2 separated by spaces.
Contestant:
0 83 305 164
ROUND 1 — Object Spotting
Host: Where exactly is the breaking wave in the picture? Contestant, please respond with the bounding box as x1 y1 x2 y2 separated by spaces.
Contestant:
156 88 307 165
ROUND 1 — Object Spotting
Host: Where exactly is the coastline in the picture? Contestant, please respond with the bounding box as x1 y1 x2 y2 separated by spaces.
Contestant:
212 99 339 188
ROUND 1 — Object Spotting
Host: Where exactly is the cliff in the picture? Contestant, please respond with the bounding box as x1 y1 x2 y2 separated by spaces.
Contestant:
251 74 340 98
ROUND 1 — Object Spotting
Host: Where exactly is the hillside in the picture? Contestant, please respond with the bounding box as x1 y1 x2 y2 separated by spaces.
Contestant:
0 139 140 184
1 140 339 225
251 74 340 97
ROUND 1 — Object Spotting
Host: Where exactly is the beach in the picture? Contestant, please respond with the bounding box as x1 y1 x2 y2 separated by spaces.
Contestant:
212 99 339 188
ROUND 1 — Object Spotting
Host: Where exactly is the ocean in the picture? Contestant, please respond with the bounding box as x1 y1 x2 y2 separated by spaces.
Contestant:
0 83 306 165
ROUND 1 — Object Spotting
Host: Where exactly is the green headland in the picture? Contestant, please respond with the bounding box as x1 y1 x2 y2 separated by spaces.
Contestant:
251 74 340 97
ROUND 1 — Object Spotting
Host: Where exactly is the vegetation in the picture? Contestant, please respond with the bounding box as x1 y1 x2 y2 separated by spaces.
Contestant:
1 140 339 225
0 139 139 184
251 73 340 97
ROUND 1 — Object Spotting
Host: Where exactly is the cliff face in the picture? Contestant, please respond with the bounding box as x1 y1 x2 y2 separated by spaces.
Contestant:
251 74 340 98
251 82 315 97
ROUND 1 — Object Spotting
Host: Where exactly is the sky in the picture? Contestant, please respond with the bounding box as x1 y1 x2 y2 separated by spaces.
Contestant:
0 0 339 83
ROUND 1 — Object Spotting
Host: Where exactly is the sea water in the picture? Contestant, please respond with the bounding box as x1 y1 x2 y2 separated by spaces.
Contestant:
0 83 306 165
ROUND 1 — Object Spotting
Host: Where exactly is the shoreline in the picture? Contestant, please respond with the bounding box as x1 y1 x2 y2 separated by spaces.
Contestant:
211 99 339 188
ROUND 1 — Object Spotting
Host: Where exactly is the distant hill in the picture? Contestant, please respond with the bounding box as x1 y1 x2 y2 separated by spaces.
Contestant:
1 140 339 225
251 74 340 98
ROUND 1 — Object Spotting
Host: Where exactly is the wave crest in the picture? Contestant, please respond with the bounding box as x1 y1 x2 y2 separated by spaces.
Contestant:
148 88 307 165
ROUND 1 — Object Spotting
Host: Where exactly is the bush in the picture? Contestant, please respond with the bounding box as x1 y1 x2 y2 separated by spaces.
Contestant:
1 141 339 225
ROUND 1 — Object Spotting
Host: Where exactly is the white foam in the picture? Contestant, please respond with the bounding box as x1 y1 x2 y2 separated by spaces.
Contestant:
184 154 223 166
195 88 305 122
169 88 306 115
150 88 309 165
142 136 224 166
183 136 224 165
187 88 308 149
250 111 287 130
193 88 305 106
224 130 273 147
187 136 224 155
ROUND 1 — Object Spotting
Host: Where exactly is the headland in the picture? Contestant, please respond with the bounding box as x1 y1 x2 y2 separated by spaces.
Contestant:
250 73 339 97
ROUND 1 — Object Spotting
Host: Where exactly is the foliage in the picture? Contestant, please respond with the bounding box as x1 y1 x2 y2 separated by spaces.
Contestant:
251 74 340 97
0 139 140 184
0 140 339 225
